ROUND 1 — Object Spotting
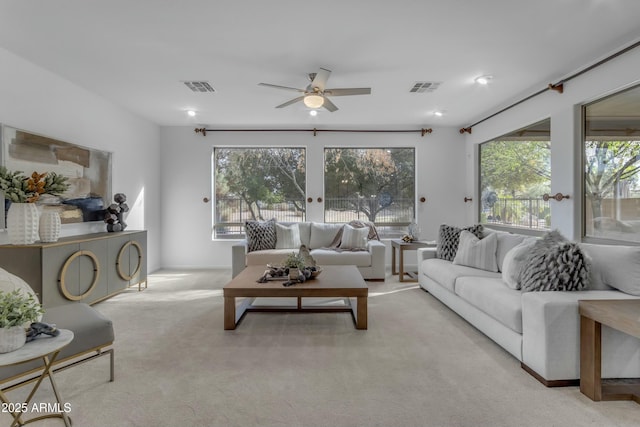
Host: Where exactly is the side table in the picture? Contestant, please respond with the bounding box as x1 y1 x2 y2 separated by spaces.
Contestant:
579 299 640 403
0 329 74 426
391 239 436 282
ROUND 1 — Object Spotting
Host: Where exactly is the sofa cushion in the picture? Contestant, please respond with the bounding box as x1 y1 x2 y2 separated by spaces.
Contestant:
245 219 277 252
455 277 523 333
519 230 589 292
489 230 529 272
578 243 640 295
501 237 537 290
453 231 498 272
436 224 484 261
298 223 312 247
339 224 369 250
275 223 302 249
309 223 343 249
310 249 371 267
246 249 297 266
421 258 501 293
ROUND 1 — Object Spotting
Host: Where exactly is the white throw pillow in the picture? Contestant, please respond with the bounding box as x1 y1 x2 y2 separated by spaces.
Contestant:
452 231 498 272
501 237 537 289
275 223 302 249
339 225 368 250
578 243 640 294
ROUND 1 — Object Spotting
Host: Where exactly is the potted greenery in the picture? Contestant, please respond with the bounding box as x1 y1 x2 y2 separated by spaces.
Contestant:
0 290 44 353
283 252 306 280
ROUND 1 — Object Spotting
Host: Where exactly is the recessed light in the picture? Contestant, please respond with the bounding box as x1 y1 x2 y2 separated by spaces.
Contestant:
309 110 318 117
187 110 196 117
475 75 493 85
434 111 444 117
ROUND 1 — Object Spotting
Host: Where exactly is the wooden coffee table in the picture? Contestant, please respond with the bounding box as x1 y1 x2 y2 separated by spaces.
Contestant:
224 265 368 330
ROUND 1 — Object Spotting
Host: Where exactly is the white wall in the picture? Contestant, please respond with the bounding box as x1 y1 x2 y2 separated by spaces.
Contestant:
160 126 467 268
464 43 640 240
0 47 162 271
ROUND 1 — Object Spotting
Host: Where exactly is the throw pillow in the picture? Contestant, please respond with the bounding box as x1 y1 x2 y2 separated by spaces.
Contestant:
436 224 484 261
452 231 499 272
275 223 302 249
518 230 590 292
245 219 277 252
501 237 537 289
309 223 344 249
339 224 369 250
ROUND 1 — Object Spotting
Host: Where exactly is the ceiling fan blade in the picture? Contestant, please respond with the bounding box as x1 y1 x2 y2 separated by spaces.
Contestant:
258 83 305 92
311 68 331 91
322 97 339 112
275 96 304 108
324 88 371 96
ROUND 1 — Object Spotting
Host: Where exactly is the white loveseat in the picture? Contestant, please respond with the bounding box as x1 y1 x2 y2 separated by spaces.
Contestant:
417 228 640 386
232 222 386 280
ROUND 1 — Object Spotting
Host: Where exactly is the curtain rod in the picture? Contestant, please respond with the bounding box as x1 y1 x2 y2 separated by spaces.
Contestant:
461 38 640 134
194 128 433 137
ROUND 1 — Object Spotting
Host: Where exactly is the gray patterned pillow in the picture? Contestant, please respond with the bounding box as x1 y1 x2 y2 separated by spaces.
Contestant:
436 224 484 261
519 230 590 292
245 219 277 252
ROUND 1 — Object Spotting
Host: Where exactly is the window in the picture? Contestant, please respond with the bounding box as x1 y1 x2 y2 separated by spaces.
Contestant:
213 147 306 239
584 84 640 242
479 119 551 230
324 148 415 238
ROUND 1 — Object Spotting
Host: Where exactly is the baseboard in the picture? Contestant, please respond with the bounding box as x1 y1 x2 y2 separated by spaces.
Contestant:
520 363 579 387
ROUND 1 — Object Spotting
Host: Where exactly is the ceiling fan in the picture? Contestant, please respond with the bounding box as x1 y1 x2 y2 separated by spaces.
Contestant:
258 68 371 112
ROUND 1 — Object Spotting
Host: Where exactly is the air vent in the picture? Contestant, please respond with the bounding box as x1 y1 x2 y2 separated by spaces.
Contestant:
409 81 442 93
183 81 216 93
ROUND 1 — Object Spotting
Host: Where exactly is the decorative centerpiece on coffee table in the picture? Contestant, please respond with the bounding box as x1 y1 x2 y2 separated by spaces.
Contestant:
256 247 321 284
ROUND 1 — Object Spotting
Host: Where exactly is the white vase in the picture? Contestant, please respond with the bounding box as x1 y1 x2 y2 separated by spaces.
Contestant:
39 210 61 242
7 203 39 245
0 326 26 353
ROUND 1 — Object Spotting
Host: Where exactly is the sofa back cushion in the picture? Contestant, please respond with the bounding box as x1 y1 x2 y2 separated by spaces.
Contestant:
486 230 529 272
578 243 640 294
501 237 537 289
309 223 344 249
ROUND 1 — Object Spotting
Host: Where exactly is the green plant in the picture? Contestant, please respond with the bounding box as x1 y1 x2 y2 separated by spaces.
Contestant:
0 167 69 203
0 290 43 328
283 252 305 270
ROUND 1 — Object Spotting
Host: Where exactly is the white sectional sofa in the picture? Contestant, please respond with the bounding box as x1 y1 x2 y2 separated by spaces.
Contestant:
232 222 386 280
417 228 640 386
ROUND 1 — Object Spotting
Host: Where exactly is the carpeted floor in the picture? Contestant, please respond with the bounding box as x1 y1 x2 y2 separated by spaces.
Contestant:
2 269 638 427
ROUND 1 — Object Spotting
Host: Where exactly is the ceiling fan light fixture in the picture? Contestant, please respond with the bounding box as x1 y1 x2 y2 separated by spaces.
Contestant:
303 94 324 109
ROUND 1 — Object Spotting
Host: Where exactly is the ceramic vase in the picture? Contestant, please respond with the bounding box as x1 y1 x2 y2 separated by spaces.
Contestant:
39 210 61 243
0 326 26 353
7 203 39 245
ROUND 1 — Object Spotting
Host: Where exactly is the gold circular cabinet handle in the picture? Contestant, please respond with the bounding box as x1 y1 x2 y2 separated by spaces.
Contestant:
117 240 143 281
59 250 100 301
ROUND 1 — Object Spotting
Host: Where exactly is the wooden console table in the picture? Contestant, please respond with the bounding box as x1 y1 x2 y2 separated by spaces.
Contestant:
579 299 640 403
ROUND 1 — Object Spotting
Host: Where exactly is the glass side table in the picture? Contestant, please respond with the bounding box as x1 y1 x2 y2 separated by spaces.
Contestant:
0 329 73 427
391 239 436 282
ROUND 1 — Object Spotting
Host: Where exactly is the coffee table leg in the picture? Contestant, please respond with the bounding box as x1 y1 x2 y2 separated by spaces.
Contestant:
391 244 398 275
356 296 367 330
224 296 236 330
580 315 602 400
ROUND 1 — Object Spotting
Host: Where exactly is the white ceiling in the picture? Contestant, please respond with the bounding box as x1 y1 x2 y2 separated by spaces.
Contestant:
1 0 639 128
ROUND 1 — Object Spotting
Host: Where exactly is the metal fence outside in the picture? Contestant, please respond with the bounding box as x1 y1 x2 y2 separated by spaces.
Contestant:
482 197 550 230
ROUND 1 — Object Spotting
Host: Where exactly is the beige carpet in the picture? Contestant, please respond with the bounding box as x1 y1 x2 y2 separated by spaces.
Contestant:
2 269 638 427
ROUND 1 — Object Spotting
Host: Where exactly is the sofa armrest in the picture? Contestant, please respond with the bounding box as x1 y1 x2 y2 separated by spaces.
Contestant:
367 239 386 278
417 247 437 278
232 240 248 278
521 290 640 381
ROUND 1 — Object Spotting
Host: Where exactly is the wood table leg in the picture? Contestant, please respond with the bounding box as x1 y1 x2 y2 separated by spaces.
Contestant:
224 296 236 330
356 296 367 330
580 315 602 401
399 246 405 282
391 245 398 275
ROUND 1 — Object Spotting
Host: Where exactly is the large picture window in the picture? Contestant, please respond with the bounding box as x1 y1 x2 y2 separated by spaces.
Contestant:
213 147 306 239
324 148 415 238
479 119 551 230
584 84 640 242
